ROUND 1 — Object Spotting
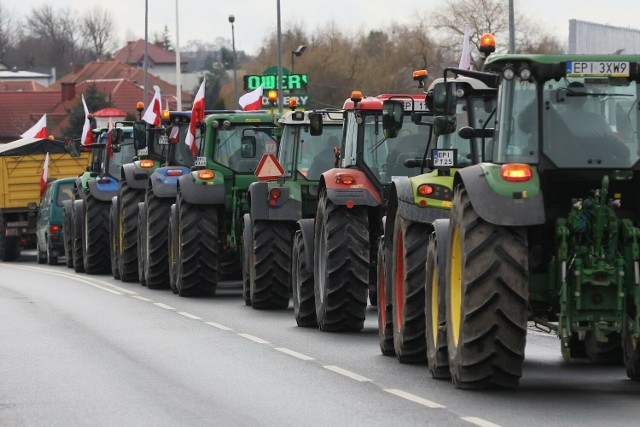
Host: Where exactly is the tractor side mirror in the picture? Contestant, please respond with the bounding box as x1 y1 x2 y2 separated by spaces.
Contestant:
433 116 457 136
133 121 147 150
309 112 323 136
241 135 257 158
433 82 457 116
111 128 123 153
382 100 404 139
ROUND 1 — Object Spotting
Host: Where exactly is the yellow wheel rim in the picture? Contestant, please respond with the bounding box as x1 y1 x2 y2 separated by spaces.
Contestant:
430 263 439 347
450 225 462 347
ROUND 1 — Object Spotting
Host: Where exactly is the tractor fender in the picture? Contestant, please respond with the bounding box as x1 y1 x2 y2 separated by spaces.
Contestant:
320 168 381 207
296 218 315 270
121 163 149 190
74 177 83 198
87 179 118 202
149 168 186 199
392 177 451 224
455 164 545 226
177 173 225 205
248 181 302 221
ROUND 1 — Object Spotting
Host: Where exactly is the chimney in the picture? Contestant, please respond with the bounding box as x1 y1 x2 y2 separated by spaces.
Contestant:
61 82 76 102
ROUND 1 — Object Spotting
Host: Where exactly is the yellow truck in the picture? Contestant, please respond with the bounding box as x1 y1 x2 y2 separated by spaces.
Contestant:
0 137 90 261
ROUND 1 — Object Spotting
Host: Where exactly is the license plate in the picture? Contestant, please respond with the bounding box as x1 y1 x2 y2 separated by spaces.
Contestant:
432 149 456 167
194 156 207 167
158 134 169 145
566 61 629 77
137 147 149 156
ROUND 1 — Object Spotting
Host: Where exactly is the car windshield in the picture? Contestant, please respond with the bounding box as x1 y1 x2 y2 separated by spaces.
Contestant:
213 126 278 173
278 124 342 180
494 76 640 168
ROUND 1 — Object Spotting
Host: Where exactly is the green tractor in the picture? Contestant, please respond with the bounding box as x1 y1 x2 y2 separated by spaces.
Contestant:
243 107 344 312
378 75 497 366
427 54 640 389
168 111 280 296
62 124 138 275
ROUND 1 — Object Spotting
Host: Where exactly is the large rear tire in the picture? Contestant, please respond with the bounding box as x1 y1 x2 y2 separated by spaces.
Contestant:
250 220 292 310
137 202 147 286
62 200 74 268
425 234 450 379
377 236 394 355
446 186 528 389
118 181 144 282
71 199 84 273
623 329 640 380
83 192 110 274
109 199 120 279
0 236 19 261
292 231 316 327
241 216 252 306
145 189 172 289
314 190 369 331
392 214 428 363
175 193 218 297
168 204 178 294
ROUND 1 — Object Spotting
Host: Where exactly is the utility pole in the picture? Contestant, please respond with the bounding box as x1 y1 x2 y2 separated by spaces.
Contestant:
509 0 516 54
175 0 182 111
276 0 283 113
144 0 149 106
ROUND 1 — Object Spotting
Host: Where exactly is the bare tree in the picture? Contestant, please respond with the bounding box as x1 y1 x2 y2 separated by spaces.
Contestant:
431 0 563 69
0 1 16 62
82 6 115 59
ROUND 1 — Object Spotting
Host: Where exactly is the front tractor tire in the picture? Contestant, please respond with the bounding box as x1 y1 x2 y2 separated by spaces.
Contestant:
424 234 450 379
391 214 428 363
144 190 172 289
83 192 111 274
314 190 369 332
377 236 394 355
446 186 529 389
71 199 85 273
175 192 219 297
118 181 144 282
250 220 292 310
292 231 316 327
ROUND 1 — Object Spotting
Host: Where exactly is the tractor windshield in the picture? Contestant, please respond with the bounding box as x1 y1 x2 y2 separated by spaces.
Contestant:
213 126 278 173
495 76 640 168
278 124 342 180
167 123 201 168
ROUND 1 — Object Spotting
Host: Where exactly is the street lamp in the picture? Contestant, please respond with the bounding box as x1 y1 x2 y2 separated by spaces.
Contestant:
291 45 306 74
229 15 238 108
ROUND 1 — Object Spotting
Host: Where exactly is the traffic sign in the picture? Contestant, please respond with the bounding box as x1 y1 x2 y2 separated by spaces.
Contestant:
255 153 284 181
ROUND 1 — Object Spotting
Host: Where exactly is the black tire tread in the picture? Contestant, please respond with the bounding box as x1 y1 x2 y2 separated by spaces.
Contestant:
251 220 292 310
292 231 316 326
83 192 110 274
118 180 144 282
145 190 172 289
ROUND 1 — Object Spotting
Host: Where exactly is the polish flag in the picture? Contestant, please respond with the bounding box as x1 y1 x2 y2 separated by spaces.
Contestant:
106 118 114 158
185 79 205 157
80 95 94 145
40 152 50 196
239 85 263 111
169 125 180 143
458 24 471 70
142 85 162 127
21 114 48 139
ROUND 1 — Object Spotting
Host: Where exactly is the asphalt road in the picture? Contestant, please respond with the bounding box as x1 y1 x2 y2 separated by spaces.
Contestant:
1 253 640 427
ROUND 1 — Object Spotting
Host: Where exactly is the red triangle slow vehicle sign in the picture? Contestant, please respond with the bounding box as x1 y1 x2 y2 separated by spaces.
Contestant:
255 153 284 181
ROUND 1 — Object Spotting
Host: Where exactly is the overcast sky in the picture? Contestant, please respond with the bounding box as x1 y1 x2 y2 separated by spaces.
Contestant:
8 1 640 55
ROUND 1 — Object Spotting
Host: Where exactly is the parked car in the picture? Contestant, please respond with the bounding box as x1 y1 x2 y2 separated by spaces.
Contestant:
36 177 75 265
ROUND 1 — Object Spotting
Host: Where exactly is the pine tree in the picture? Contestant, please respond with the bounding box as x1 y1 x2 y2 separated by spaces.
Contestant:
62 83 113 139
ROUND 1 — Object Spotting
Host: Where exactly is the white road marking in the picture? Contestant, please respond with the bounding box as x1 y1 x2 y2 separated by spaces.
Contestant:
274 347 315 361
238 333 270 344
97 282 138 294
323 365 371 382
177 311 201 320
153 302 176 310
131 295 152 302
205 322 233 331
384 388 445 409
5 265 123 295
461 416 502 427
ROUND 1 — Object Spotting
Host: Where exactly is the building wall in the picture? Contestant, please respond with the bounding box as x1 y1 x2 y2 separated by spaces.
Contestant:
569 19 640 54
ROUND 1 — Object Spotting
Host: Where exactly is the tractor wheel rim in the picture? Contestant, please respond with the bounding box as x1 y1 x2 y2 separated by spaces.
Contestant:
431 263 439 347
395 232 404 333
450 225 462 347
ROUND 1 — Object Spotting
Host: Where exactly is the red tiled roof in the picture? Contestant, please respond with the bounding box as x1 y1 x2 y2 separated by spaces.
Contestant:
0 81 51 92
112 39 188 65
0 92 61 141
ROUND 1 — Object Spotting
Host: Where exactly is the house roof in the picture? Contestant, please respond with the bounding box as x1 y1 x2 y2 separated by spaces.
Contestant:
51 60 191 105
0 91 61 141
93 107 127 117
0 80 51 92
112 39 188 65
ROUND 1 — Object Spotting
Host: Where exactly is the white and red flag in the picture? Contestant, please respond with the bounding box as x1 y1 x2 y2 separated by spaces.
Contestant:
39 152 50 196
80 95 94 145
185 79 205 157
21 114 47 139
106 118 114 158
142 85 162 127
458 24 471 70
239 85 263 111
